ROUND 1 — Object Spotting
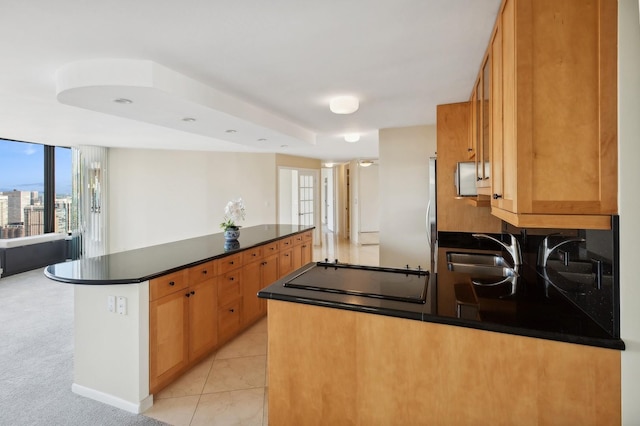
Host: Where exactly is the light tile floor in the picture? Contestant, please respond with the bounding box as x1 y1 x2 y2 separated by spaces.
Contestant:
143 234 378 426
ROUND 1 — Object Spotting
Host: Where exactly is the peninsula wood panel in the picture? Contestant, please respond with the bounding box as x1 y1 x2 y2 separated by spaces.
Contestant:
267 300 621 425
436 102 502 233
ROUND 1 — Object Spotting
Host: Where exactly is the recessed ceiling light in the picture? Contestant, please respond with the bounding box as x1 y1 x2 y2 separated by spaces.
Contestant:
257 138 267 142
182 117 196 122
280 144 288 148
225 129 237 133
330 96 359 114
344 133 360 143
113 98 132 104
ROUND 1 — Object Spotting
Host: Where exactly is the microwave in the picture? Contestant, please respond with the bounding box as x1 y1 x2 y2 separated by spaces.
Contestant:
454 162 477 196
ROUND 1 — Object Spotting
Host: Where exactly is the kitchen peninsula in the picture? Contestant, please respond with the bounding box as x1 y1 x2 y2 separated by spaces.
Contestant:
44 224 314 413
259 234 624 425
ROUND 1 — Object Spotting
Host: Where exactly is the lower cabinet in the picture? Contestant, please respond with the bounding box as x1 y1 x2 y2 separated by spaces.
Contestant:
149 288 189 394
187 278 218 361
292 230 313 270
149 231 311 394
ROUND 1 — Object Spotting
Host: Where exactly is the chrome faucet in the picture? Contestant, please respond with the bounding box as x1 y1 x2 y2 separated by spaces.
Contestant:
472 233 522 266
537 234 586 268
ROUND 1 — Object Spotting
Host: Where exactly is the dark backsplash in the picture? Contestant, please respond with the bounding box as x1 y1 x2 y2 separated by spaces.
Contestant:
439 216 620 337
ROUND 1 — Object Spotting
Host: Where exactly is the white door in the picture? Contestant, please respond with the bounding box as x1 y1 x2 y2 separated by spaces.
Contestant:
298 172 315 227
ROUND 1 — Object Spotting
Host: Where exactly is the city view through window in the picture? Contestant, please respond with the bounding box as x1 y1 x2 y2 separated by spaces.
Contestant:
0 139 72 239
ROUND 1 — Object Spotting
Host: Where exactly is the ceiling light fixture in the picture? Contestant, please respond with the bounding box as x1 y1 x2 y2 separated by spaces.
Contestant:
182 117 196 122
330 96 359 114
113 98 132 104
225 129 237 133
359 160 374 167
257 138 267 142
324 162 335 168
344 133 360 143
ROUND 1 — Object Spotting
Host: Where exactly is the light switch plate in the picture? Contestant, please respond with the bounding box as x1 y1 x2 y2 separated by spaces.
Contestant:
117 296 127 315
107 295 116 313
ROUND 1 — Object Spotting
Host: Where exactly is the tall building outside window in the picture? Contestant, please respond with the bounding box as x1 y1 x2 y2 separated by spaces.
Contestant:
0 139 72 239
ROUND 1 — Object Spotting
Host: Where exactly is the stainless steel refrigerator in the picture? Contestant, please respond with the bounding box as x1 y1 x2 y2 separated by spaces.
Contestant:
427 157 437 273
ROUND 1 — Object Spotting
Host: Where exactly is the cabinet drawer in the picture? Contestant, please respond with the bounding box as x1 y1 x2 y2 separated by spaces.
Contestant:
279 237 293 249
293 233 305 245
242 246 263 264
218 300 242 341
218 271 241 307
188 260 216 285
218 253 242 275
150 269 188 301
263 241 279 255
302 230 313 242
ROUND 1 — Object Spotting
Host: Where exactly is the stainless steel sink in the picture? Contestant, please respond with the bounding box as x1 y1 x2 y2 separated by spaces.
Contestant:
446 252 510 267
446 251 518 297
446 252 516 278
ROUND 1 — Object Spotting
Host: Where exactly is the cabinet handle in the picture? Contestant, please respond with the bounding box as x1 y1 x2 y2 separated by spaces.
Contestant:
191 291 195 295
229 261 234 265
302 245 307 248
230 308 235 313
477 177 483 181
493 194 503 200
229 277 235 281
202 270 207 275
284 254 289 257
185 293 191 298
169 281 175 286
468 148 473 152
252 253 257 257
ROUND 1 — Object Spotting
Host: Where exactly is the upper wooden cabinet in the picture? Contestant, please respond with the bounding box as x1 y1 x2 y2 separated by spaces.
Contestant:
484 0 617 229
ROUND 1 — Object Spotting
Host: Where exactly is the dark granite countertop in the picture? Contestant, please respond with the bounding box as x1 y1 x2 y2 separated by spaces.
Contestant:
45 224 314 285
259 235 625 351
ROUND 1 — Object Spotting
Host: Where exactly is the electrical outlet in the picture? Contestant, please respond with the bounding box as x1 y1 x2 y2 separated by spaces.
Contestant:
107 295 116 313
117 296 127 315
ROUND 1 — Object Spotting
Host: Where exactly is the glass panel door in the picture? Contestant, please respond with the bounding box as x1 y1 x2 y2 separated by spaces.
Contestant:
298 172 314 227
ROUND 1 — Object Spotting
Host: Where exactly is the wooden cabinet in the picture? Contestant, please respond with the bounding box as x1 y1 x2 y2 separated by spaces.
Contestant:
469 57 491 194
485 0 617 229
243 251 278 326
187 278 217 362
292 231 313 270
149 230 312 393
149 270 190 393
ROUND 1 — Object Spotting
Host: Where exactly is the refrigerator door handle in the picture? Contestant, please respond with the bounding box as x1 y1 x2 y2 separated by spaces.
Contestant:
426 201 431 243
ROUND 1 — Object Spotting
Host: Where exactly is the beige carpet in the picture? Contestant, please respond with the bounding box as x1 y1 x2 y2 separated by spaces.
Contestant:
0 268 168 426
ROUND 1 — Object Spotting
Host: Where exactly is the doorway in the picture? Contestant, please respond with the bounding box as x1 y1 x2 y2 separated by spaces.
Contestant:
278 167 320 241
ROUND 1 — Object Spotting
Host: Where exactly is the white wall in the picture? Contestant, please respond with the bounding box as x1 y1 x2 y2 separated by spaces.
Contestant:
378 125 437 269
619 0 640 423
108 149 276 253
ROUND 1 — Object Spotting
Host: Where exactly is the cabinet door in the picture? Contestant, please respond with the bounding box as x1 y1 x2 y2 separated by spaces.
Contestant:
242 260 262 325
261 253 279 314
279 247 294 278
188 278 217 362
478 55 491 189
491 0 516 212
150 290 189 393
300 241 312 266
468 87 478 160
218 299 241 343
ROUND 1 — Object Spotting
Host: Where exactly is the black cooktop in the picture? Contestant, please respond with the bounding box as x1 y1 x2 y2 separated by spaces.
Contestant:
283 261 429 304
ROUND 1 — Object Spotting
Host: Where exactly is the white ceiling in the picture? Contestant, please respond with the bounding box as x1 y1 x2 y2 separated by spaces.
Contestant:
0 0 501 163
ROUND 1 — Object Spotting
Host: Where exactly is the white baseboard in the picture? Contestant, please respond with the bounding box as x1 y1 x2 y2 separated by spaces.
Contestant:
72 383 154 414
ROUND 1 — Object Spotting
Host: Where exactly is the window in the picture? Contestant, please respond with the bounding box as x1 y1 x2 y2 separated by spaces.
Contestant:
0 139 72 239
